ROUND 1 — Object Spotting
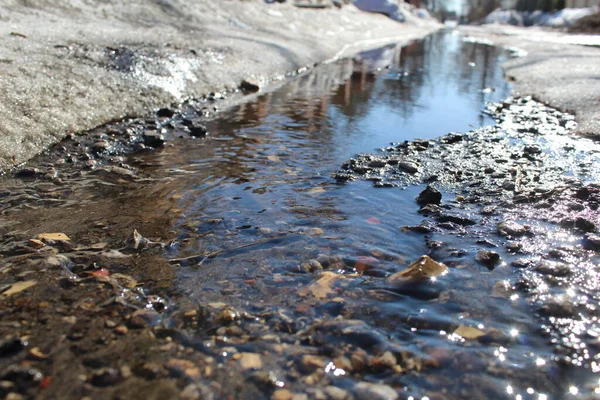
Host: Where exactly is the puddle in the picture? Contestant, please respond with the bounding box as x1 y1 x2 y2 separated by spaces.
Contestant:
2 31 599 399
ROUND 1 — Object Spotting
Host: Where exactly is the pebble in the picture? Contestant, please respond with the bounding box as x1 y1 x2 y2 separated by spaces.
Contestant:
354 382 398 400
238 353 263 370
534 260 571 277
324 386 351 400
0 338 25 357
476 250 500 270
165 359 200 379
143 131 165 148
88 368 122 387
272 389 293 400
497 221 529 237
189 124 208 137
583 233 600 250
129 309 161 328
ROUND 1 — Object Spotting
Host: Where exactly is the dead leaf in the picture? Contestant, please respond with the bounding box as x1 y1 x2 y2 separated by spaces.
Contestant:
298 271 341 299
355 256 378 272
37 233 70 241
366 217 381 225
307 187 326 195
2 281 37 296
28 239 45 249
454 324 486 340
388 255 448 283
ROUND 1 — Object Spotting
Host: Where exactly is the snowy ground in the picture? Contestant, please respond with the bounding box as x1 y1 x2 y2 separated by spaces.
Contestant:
460 24 600 138
0 0 438 170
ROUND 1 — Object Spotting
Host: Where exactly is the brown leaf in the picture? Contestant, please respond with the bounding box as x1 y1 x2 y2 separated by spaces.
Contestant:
298 271 341 299
37 233 70 241
454 324 485 340
388 255 448 283
2 281 37 296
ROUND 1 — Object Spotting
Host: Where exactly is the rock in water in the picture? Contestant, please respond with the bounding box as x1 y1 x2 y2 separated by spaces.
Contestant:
416 185 442 207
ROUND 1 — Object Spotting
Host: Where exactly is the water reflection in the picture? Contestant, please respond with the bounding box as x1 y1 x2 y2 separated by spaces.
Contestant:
63 30 592 398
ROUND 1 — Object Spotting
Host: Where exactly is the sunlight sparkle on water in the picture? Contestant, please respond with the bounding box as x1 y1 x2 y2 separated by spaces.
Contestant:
569 386 579 395
536 357 546 366
510 328 519 337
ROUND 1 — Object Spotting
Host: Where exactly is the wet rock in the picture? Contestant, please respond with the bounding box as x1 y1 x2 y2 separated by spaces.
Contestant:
240 79 260 93
583 233 600 250
129 309 162 328
437 214 476 226
575 217 595 233
309 320 387 350
368 160 387 168
354 382 398 400
497 221 529 237
539 296 575 318
0 365 43 391
238 353 263 370
389 255 448 282
476 250 500 270
92 140 111 154
534 260 571 277
88 368 122 387
511 258 535 268
188 124 208 137
416 185 441 207
135 362 164 379
0 338 25 357
15 168 42 178
156 108 175 118
165 359 200 379
143 131 165 148
492 280 512 298
299 354 327 373
324 386 351 400
271 389 293 400
398 161 419 174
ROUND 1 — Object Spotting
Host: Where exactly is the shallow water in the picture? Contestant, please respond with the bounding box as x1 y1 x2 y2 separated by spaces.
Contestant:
3 30 600 399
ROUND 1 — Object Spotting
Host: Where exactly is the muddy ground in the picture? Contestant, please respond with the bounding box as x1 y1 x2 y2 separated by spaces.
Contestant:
1 87 600 399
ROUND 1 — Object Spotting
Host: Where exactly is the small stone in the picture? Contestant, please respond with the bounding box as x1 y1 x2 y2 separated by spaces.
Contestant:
0 338 25 357
120 365 132 379
354 382 398 400
492 280 512 298
189 125 208 137
143 131 165 148
539 297 575 318
373 351 397 369
240 79 260 93
300 355 327 373
583 233 600 250
272 389 293 400
476 250 500 270
105 320 117 328
416 185 441 207
156 108 175 118
575 217 595 233
88 368 122 387
238 353 262 370
324 386 350 400
129 309 161 328
398 161 419 174
92 140 111 154
497 221 529 237
534 260 571 277
115 325 128 335
165 359 200 379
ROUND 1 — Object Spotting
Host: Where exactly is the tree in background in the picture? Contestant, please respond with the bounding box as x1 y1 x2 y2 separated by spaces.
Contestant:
516 0 566 11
